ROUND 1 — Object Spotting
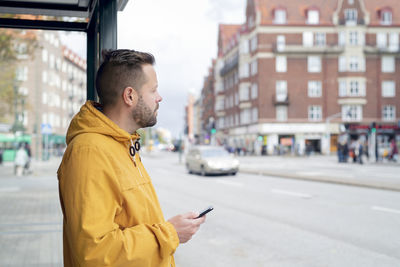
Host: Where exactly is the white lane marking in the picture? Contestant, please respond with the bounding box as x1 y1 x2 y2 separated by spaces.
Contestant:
296 171 322 176
371 206 400 215
0 187 21 193
216 180 244 187
271 189 313 199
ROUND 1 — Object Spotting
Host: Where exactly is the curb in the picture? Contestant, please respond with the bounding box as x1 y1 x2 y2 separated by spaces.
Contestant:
239 169 400 192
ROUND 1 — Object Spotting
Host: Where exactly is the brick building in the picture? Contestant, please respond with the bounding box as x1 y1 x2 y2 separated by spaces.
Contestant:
14 30 86 160
209 0 400 156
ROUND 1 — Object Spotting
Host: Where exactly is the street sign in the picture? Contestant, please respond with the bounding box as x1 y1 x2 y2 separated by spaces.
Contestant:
41 123 52 135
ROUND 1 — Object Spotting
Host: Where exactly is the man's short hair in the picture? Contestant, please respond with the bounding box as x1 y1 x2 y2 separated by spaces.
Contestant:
95 49 155 107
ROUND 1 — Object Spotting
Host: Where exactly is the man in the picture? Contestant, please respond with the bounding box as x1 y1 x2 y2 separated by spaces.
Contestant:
57 49 206 267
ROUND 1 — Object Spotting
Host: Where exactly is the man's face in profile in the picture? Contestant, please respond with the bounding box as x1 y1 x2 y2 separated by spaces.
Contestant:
132 64 162 128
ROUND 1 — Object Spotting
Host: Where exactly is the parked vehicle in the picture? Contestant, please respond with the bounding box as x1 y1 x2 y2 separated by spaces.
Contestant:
185 146 239 176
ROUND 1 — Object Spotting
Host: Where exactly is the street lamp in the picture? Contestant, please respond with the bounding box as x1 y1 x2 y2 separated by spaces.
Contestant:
325 112 342 155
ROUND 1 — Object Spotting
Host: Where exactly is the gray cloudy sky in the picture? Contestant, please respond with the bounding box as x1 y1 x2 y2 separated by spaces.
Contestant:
62 0 245 138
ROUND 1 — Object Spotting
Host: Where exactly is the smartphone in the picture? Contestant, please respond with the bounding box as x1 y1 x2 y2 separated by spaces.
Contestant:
195 206 214 219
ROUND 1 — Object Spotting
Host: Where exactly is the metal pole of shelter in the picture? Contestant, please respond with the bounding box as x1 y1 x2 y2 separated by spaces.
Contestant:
86 0 117 102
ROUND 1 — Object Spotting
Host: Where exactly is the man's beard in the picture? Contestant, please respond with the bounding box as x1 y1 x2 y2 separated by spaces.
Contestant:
132 95 159 128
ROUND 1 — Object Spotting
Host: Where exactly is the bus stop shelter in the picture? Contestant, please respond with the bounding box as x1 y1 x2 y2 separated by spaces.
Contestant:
0 0 129 100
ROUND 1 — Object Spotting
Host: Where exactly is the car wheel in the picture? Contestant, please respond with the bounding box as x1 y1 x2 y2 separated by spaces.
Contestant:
231 172 237 176
200 166 206 176
186 164 192 174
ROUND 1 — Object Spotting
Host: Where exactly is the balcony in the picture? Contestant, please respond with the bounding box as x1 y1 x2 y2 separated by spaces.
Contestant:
273 94 289 105
364 45 400 54
219 55 239 76
273 44 344 55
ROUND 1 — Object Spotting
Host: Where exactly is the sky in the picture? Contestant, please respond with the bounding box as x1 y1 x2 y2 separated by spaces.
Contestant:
61 0 246 138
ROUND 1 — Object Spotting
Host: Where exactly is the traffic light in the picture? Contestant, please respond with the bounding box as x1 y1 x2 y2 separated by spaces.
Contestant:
211 128 216 134
370 122 376 133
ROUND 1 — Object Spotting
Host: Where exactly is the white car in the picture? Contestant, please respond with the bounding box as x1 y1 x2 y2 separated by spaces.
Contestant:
185 146 239 176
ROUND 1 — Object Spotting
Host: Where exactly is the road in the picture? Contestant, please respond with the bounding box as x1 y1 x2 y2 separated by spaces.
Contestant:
144 152 400 267
0 152 399 266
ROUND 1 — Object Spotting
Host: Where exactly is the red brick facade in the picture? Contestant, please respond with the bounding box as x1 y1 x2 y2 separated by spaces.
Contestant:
201 0 400 155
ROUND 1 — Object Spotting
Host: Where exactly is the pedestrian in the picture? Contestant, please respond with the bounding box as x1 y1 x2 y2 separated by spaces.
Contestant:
356 140 363 164
14 143 28 176
24 142 31 173
57 49 206 267
343 141 349 163
0 148 3 165
389 139 398 162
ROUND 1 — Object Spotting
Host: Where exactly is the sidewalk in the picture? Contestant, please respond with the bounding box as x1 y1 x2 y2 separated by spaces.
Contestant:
238 155 400 192
0 157 63 267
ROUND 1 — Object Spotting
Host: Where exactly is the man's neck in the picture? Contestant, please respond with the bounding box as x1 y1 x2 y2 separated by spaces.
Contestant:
102 105 139 135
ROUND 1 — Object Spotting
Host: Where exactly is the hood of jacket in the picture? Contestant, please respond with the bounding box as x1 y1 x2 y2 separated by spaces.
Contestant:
66 100 140 145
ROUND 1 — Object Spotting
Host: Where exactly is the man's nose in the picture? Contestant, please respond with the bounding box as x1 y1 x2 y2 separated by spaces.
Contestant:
157 93 163 103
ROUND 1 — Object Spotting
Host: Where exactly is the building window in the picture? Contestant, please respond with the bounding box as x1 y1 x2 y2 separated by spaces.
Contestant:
381 11 392 25
235 92 239 105
16 66 28 81
382 56 395 73
277 35 285 51
308 106 322 121
250 36 257 52
349 56 359 71
339 56 346 72
239 84 249 101
348 0 354 4
349 31 358 45
382 81 396 97
389 33 399 51
307 10 319 25
342 105 362 121
276 81 287 101
49 54 55 69
42 92 47 104
308 81 322 97
42 49 48 62
276 106 288 121
303 32 313 47
382 105 396 121
276 56 287 72
339 81 347 97
338 80 366 97
377 33 387 48
240 39 249 54
252 107 258 122
339 31 346 46
274 9 287 24
240 109 251 125
308 56 321 72
215 97 224 111
251 83 258 99
315 32 326 46
251 60 258 75
349 81 360 96
239 63 249 78
345 9 357 25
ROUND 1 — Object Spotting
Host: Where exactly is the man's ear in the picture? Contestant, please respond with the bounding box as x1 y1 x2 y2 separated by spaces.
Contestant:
122 87 138 106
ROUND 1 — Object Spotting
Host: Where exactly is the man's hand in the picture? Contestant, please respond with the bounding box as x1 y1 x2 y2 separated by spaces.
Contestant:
168 212 206 243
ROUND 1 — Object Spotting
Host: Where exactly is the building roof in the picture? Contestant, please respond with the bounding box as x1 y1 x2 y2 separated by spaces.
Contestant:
255 0 400 26
62 46 87 70
217 24 242 56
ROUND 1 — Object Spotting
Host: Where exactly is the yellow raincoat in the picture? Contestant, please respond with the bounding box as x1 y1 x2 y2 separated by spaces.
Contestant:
57 101 179 267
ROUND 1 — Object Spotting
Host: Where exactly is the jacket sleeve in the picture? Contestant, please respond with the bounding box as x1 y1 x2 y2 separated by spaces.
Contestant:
58 145 179 266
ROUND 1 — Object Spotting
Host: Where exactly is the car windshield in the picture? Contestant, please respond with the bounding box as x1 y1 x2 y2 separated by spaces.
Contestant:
201 149 230 158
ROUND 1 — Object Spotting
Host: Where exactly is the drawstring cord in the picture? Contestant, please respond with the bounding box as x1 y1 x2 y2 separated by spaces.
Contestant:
130 139 143 177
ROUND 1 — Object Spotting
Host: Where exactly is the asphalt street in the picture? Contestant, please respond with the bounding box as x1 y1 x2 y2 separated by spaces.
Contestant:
0 152 399 267
146 152 400 267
